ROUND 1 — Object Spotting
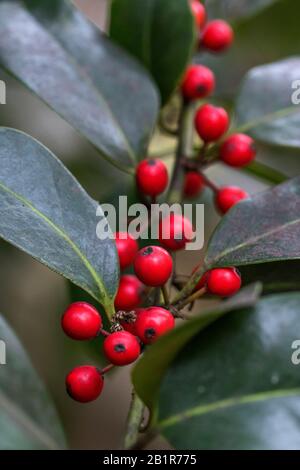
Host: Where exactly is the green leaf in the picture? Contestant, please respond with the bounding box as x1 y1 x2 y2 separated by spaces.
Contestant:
0 0 159 171
241 260 300 294
235 57 300 148
0 314 66 449
133 283 261 422
205 177 300 269
206 0 280 22
158 293 300 449
0 128 118 317
110 0 195 105
242 160 287 185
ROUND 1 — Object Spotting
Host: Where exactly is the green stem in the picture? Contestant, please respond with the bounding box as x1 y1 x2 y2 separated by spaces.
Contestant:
123 391 145 450
242 161 288 185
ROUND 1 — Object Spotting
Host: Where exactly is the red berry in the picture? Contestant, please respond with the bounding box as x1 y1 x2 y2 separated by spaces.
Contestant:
190 0 206 29
120 309 142 335
103 331 141 366
61 302 102 341
201 20 234 52
181 65 215 101
184 171 205 198
215 186 249 214
134 246 173 286
159 214 194 251
220 133 256 167
207 268 241 297
115 232 138 270
195 104 229 142
136 159 169 197
114 275 144 311
135 307 175 344
66 366 103 403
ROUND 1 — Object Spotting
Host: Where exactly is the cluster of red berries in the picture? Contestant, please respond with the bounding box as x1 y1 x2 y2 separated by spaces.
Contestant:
62 302 174 403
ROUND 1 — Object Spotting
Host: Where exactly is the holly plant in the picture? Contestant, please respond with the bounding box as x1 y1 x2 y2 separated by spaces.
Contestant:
0 0 300 451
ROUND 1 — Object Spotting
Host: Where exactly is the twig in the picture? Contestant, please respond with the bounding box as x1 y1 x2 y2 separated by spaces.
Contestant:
123 391 145 450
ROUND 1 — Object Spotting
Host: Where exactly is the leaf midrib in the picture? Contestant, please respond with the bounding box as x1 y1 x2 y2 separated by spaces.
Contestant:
207 217 300 267
0 180 107 305
159 387 300 429
0 390 61 449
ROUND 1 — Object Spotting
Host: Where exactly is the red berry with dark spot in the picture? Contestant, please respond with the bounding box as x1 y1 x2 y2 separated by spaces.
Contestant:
135 307 175 344
215 186 249 214
134 246 173 286
184 171 205 198
115 232 139 270
136 159 169 197
220 134 256 167
206 268 241 297
190 0 206 29
114 275 144 311
181 65 215 101
61 302 102 341
159 214 194 251
195 104 229 142
66 366 104 403
201 20 234 52
103 331 141 366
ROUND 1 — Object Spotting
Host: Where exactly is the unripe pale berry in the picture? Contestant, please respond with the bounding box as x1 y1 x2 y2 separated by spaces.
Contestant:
135 307 175 344
207 268 241 297
201 20 234 52
134 246 173 286
220 134 256 167
66 366 104 403
61 302 102 341
195 104 229 142
184 171 205 198
159 214 194 251
215 186 249 214
103 331 141 366
114 275 144 311
115 232 138 270
136 159 168 197
181 65 215 101
190 0 206 29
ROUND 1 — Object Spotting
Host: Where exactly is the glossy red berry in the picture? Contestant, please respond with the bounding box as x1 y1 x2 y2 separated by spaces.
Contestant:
114 275 144 311
190 0 206 29
159 214 194 251
134 246 173 286
207 268 241 297
136 159 169 197
103 331 141 366
220 134 256 167
184 171 205 198
195 104 229 142
215 186 249 214
181 65 215 101
66 366 104 403
115 232 138 270
61 302 102 341
201 20 234 52
135 307 175 344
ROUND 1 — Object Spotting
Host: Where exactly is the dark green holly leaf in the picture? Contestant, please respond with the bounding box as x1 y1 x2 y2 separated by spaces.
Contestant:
205 177 300 269
133 284 261 422
110 0 195 104
0 314 66 449
158 293 300 449
241 260 300 294
0 0 159 171
0 128 118 318
235 57 300 148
